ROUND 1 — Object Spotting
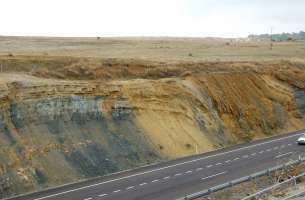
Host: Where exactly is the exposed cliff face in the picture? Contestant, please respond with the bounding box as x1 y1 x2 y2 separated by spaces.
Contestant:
0 77 161 197
0 60 304 198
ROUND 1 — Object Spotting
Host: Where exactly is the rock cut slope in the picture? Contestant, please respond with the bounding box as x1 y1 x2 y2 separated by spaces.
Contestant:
0 60 304 198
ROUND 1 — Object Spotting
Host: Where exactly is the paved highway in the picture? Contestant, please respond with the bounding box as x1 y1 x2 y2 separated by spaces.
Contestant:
8 129 305 200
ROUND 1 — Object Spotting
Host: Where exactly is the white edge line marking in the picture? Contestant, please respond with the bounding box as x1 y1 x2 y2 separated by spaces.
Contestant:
201 171 227 180
275 152 294 159
32 132 303 200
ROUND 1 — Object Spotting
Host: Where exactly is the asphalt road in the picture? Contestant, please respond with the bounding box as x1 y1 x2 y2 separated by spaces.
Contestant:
8 129 305 200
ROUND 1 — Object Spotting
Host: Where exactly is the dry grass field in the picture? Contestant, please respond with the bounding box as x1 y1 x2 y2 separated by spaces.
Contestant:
1 36 305 62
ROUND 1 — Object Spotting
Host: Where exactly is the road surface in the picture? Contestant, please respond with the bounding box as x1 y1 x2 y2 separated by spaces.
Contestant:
8 129 305 200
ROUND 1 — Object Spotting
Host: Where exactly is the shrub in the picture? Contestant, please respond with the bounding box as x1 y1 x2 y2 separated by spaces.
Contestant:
185 143 192 149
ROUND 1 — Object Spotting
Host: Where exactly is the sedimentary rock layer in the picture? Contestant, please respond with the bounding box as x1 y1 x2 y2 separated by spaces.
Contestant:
0 60 304 198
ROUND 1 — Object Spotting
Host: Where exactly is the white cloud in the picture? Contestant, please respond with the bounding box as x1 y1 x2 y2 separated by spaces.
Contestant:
0 0 304 37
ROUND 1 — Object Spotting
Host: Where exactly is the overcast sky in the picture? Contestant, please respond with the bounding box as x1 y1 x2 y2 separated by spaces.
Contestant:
0 0 304 38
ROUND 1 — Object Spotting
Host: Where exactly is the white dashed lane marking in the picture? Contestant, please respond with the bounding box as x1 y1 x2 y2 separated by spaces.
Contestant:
196 168 203 171
259 151 264 154
139 182 147 186
216 163 222 166
206 165 213 168
201 171 227 181
98 194 108 197
225 160 231 163
126 186 135 190
233 157 240 161
242 155 249 158
163 176 171 179
151 179 159 183
113 190 121 193
251 153 256 156
174 173 182 176
185 171 192 174
275 152 294 159
84 198 92 200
